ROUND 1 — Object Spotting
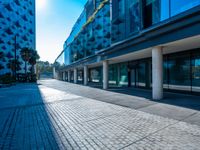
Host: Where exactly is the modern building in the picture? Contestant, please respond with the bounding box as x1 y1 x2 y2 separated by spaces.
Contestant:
0 0 36 75
54 0 200 100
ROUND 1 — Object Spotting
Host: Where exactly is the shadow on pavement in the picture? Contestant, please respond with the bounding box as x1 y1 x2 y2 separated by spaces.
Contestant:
108 87 200 111
0 83 60 149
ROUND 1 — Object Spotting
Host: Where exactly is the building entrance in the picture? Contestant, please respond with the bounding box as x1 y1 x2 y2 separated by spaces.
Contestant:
129 59 151 89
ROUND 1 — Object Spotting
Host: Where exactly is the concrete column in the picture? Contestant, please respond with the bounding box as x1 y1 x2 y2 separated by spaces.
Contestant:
84 66 88 86
103 60 109 90
63 72 66 81
152 47 163 100
74 68 78 84
68 71 70 82
53 67 56 79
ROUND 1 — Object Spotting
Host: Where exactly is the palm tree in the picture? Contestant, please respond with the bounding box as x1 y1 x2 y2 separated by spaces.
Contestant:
28 49 40 74
20 47 32 75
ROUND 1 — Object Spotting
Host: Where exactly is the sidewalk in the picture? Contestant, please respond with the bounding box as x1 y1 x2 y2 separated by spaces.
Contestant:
0 80 200 149
39 79 200 126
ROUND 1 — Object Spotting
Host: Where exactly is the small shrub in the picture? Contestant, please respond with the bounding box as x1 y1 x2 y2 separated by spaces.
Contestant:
0 74 15 84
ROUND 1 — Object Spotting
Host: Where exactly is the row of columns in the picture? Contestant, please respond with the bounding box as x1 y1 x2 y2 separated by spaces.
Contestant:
62 47 163 100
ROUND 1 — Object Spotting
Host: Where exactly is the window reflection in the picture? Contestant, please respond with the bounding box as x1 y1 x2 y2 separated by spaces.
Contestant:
143 0 160 28
89 67 102 83
128 0 140 33
119 63 128 86
168 53 191 91
192 52 200 92
171 0 200 16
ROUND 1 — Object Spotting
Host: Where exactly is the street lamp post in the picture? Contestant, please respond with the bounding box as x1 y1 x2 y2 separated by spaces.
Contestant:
14 35 17 80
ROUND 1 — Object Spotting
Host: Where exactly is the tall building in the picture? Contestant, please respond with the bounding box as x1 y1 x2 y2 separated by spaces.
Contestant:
0 0 36 75
55 0 200 99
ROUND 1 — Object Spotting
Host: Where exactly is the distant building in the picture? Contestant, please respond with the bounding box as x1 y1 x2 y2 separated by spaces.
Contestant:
54 0 200 99
0 0 36 75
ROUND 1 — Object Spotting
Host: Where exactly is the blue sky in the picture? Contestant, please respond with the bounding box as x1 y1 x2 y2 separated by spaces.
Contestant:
36 0 87 63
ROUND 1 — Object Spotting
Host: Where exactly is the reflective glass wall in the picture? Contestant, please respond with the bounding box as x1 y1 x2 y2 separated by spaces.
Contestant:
111 0 200 43
89 67 103 83
164 49 200 93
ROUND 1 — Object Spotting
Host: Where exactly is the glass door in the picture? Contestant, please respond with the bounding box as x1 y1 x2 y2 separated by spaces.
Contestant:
131 68 137 87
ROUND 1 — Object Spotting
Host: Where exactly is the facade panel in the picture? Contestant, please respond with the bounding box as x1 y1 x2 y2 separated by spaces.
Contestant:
0 0 35 75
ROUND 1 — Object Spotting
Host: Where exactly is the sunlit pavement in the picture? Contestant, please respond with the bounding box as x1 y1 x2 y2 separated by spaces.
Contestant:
0 80 200 149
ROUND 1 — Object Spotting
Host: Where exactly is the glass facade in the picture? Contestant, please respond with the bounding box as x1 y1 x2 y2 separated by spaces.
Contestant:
89 67 102 83
77 70 84 82
111 0 200 43
128 0 140 33
119 63 128 86
56 0 200 66
192 51 200 92
163 49 200 93
170 0 200 16
107 49 200 94
54 0 200 96
109 64 118 85
143 0 160 28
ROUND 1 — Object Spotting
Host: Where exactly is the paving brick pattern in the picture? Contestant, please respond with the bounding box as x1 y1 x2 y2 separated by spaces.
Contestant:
0 83 200 149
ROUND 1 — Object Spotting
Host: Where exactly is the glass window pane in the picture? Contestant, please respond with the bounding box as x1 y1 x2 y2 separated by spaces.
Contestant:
128 0 140 33
168 53 191 91
89 67 102 83
138 62 146 87
119 63 128 86
192 51 200 92
144 0 161 28
171 0 200 16
160 0 170 21
109 64 118 85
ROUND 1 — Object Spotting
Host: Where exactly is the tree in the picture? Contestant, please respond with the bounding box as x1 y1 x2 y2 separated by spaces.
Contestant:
7 59 21 76
28 49 40 74
20 47 32 75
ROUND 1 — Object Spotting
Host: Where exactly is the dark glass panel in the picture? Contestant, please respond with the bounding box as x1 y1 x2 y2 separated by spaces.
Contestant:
192 50 200 92
89 67 102 83
168 53 191 91
78 70 83 82
70 71 74 82
119 63 128 86
163 56 169 89
128 0 140 33
143 0 160 28
109 64 118 85
138 62 146 87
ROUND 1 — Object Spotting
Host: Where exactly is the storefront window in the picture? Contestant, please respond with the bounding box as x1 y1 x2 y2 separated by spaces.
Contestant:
192 51 200 92
119 63 128 86
138 62 146 87
168 53 191 91
163 57 169 89
70 71 74 82
89 67 102 83
78 70 83 82
109 64 118 85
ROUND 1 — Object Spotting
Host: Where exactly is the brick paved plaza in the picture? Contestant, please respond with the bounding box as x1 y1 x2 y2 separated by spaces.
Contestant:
0 79 200 150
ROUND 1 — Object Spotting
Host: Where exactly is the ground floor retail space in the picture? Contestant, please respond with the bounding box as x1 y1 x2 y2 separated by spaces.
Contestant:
59 48 200 99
